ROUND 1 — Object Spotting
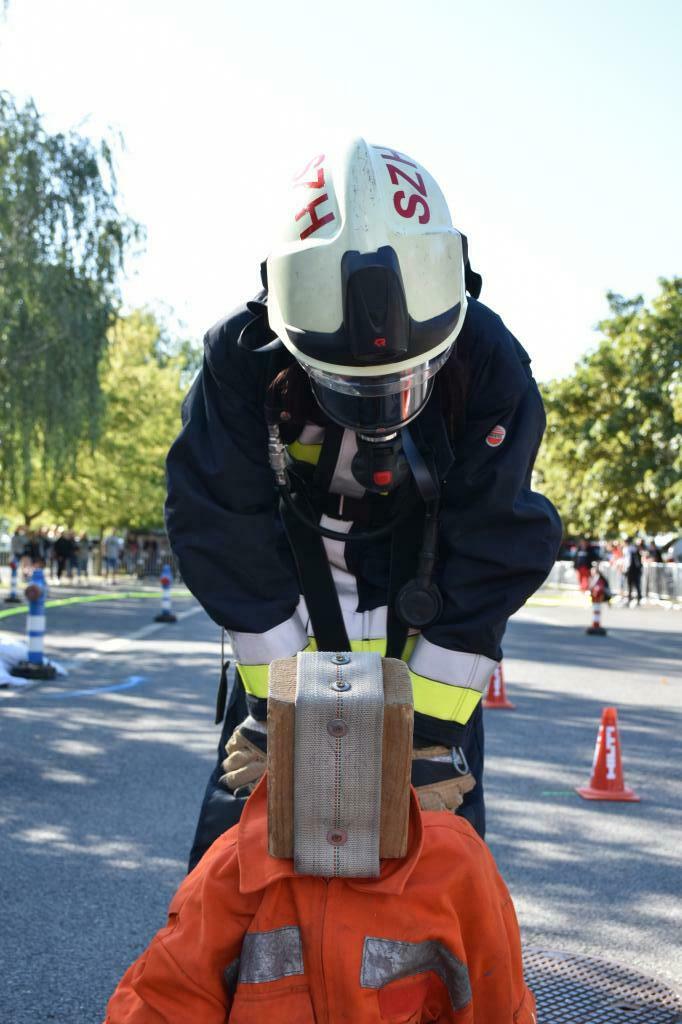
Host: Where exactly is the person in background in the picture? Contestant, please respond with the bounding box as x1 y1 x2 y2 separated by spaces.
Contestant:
103 531 121 583
609 539 623 563
573 538 595 591
623 537 643 606
37 527 53 577
53 530 74 583
67 531 79 579
25 530 43 570
77 534 90 580
607 539 625 602
11 527 26 577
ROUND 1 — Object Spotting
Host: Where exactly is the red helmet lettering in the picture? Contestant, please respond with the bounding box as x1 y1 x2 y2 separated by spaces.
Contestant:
295 193 336 240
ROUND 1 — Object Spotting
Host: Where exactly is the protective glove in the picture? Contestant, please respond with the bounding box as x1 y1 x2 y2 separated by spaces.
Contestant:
219 716 267 794
412 744 476 812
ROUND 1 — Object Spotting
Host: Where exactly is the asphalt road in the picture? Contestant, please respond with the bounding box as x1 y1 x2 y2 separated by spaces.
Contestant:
0 587 680 1022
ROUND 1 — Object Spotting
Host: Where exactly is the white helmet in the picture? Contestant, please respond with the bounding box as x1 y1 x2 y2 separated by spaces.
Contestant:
266 138 468 436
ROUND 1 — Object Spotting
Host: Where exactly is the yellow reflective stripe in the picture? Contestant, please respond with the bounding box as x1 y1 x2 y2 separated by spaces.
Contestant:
238 641 318 697
401 635 418 661
237 663 270 698
309 638 416 657
349 638 385 655
238 635 420 697
410 672 482 725
287 441 322 466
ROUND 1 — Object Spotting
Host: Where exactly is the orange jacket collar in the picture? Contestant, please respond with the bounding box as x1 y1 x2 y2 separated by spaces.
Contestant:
237 775 424 896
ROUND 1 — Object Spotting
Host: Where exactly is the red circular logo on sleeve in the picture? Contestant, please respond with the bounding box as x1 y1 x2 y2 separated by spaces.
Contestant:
486 425 506 447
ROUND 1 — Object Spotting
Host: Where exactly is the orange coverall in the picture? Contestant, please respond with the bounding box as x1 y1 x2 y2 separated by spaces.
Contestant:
105 777 536 1023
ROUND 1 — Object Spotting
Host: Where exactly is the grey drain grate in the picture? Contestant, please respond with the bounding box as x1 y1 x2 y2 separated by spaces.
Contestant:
525 949 682 1023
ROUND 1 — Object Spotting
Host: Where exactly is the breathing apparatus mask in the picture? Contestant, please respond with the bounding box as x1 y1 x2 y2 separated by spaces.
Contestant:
306 344 452 495
247 138 479 627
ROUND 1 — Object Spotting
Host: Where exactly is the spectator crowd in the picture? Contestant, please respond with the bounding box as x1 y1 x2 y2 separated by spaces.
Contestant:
4 526 173 583
566 536 677 606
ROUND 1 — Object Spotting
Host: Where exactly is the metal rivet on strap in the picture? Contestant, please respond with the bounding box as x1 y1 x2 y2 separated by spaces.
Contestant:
331 679 351 692
331 653 350 665
327 828 348 846
327 719 348 738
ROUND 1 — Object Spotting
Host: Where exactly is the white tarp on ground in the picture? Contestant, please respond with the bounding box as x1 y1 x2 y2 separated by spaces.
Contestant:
0 640 67 687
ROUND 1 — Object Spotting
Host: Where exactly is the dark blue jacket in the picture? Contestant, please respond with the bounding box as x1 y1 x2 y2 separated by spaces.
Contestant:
166 296 560 664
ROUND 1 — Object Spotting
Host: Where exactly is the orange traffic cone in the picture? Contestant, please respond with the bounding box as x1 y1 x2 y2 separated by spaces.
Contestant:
586 601 607 636
586 573 608 635
576 707 640 802
483 663 515 710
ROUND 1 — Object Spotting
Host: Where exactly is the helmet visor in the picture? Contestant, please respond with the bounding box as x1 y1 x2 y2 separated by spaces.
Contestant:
306 346 452 435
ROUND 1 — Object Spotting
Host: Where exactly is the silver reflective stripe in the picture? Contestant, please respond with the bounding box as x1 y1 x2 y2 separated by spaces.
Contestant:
299 423 325 444
361 937 472 1011
238 926 304 984
298 590 389 646
229 613 308 665
409 636 496 691
329 430 366 498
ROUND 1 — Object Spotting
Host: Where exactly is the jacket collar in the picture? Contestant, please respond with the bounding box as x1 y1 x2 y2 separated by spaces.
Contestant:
238 775 424 897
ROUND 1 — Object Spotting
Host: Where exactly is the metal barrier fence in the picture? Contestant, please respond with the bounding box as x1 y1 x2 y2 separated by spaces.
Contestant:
0 549 182 582
1 550 679 603
544 559 682 606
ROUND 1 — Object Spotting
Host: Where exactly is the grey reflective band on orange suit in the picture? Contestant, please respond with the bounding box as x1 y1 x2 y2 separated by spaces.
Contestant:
360 936 472 1010
235 926 304 984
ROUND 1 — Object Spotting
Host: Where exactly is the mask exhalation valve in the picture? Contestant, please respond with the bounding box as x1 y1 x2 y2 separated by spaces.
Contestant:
350 434 410 493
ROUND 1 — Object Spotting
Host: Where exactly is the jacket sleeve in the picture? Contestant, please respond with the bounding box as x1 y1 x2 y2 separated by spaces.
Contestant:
408 305 562 728
104 835 251 1023
165 310 308 675
437 817 536 1023
468 844 537 1023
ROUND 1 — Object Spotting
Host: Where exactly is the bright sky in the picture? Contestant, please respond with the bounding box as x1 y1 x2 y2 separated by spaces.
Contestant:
2 0 680 382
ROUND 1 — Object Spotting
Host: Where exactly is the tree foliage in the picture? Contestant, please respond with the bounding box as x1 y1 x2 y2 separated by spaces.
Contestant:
49 310 186 531
0 91 140 519
536 278 682 536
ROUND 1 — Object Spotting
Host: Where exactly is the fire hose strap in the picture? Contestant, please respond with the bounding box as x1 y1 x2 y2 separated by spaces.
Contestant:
294 651 384 878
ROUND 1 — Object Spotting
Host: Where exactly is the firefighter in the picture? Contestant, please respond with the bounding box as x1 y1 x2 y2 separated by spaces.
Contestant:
166 138 562 870
105 779 536 1023
573 538 596 591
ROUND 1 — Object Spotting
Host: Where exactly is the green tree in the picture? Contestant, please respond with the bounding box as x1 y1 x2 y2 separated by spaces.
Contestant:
537 278 682 537
51 310 185 531
0 92 140 522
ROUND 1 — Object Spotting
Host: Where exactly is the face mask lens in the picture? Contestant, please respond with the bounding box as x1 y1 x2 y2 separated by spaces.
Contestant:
310 379 435 435
304 346 452 434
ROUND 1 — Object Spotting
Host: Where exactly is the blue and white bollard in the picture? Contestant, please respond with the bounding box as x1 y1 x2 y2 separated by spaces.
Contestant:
4 558 22 604
154 563 177 623
10 568 57 680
